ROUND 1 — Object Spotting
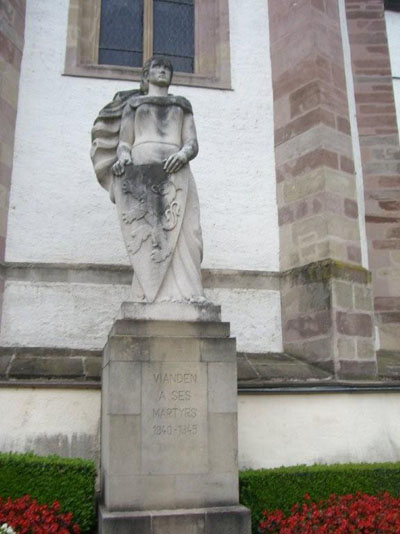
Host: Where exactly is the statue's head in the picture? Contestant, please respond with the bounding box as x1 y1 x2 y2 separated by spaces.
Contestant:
140 56 174 93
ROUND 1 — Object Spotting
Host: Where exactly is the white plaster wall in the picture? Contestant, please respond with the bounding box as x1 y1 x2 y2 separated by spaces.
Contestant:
2 389 399 469
0 388 100 459
0 281 282 352
385 10 400 132
6 0 278 272
205 288 283 353
238 393 400 469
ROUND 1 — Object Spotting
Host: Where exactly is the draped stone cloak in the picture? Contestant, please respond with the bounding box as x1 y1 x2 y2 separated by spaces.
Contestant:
91 92 204 303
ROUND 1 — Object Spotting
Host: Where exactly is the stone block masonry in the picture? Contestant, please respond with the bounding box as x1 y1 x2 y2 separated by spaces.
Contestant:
281 259 376 378
0 0 26 325
270 0 362 270
99 303 250 534
268 0 377 376
345 0 400 353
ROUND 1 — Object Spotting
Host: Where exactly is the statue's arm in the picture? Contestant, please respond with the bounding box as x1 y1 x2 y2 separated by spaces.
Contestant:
164 112 198 174
112 104 135 176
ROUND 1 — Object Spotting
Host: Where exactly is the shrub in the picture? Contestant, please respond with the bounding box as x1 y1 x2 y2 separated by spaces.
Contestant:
239 462 400 533
258 492 400 533
0 495 81 534
0 453 96 534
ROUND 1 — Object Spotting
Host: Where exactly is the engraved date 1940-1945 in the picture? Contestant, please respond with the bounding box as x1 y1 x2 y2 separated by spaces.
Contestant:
153 424 198 436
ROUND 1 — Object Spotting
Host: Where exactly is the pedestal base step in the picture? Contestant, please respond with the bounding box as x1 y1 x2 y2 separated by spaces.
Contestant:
99 504 251 534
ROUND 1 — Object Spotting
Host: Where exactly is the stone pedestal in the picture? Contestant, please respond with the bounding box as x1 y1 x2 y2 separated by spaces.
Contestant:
99 302 251 534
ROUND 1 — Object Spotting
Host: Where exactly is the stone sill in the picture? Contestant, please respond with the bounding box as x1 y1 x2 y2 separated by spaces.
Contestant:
1 261 280 290
1 347 399 390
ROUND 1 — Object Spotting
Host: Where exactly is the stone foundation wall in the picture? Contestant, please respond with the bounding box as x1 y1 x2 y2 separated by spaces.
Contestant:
281 260 375 378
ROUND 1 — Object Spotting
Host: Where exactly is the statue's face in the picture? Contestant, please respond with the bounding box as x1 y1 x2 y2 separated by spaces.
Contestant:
147 60 172 87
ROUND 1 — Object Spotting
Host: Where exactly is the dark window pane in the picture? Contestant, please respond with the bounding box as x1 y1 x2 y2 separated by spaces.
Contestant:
385 0 400 10
99 49 143 68
153 0 194 73
99 0 143 67
160 55 193 73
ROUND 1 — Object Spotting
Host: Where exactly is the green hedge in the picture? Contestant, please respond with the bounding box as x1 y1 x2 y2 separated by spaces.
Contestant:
0 452 96 534
2 455 400 534
239 463 400 533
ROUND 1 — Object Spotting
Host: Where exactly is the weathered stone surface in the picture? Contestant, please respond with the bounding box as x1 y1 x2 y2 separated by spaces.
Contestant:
99 505 251 534
377 350 400 379
281 259 371 287
105 415 141 476
208 413 238 473
208 362 237 413
237 351 334 385
332 280 353 309
0 347 102 383
345 0 400 354
100 313 247 523
118 301 221 322
200 337 236 362
110 319 230 339
106 362 141 414
0 353 12 377
357 339 375 360
336 337 356 359
91 58 205 304
173 473 238 508
141 361 208 475
354 285 373 311
337 360 377 379
280 259 376 377
9 356 83 379
0 1 26 321
85 355 102 378
336 311 373 337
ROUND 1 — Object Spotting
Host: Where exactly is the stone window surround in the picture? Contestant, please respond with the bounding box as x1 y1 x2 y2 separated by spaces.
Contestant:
64 0 231 90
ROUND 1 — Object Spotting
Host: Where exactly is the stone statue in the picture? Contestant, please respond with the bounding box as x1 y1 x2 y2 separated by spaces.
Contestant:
91 56 205 303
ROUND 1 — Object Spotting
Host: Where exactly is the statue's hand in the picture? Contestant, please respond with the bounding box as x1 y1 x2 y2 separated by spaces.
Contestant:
164 151 187 174
112 154 132 176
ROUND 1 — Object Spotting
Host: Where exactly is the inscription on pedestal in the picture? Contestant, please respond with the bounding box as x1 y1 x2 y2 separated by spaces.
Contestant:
142 362 207 474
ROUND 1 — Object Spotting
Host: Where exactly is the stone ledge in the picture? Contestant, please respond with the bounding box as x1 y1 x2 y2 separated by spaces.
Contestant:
2 262 280 290
281 259 372 286
1 347 398 389
0 346 101 384
237 352 333 387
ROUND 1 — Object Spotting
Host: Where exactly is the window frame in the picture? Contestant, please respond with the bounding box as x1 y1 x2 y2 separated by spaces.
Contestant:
64 0 231 89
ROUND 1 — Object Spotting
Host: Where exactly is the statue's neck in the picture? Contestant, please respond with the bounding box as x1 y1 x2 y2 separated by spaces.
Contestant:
147 85 169 97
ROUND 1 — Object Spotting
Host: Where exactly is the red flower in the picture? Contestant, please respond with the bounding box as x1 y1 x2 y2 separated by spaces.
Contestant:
0 495 80 534
258 492 400 534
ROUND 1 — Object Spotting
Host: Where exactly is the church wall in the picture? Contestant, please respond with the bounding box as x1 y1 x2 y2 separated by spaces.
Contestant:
0 387 100 460
238 392 400 469
0 282 282 353
1 387 400 471
1 0 282 354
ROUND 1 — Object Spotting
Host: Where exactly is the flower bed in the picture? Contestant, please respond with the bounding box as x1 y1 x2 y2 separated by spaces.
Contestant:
259 492 400 534
239 462 400 533
0 453 95 534
0 495 80 534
